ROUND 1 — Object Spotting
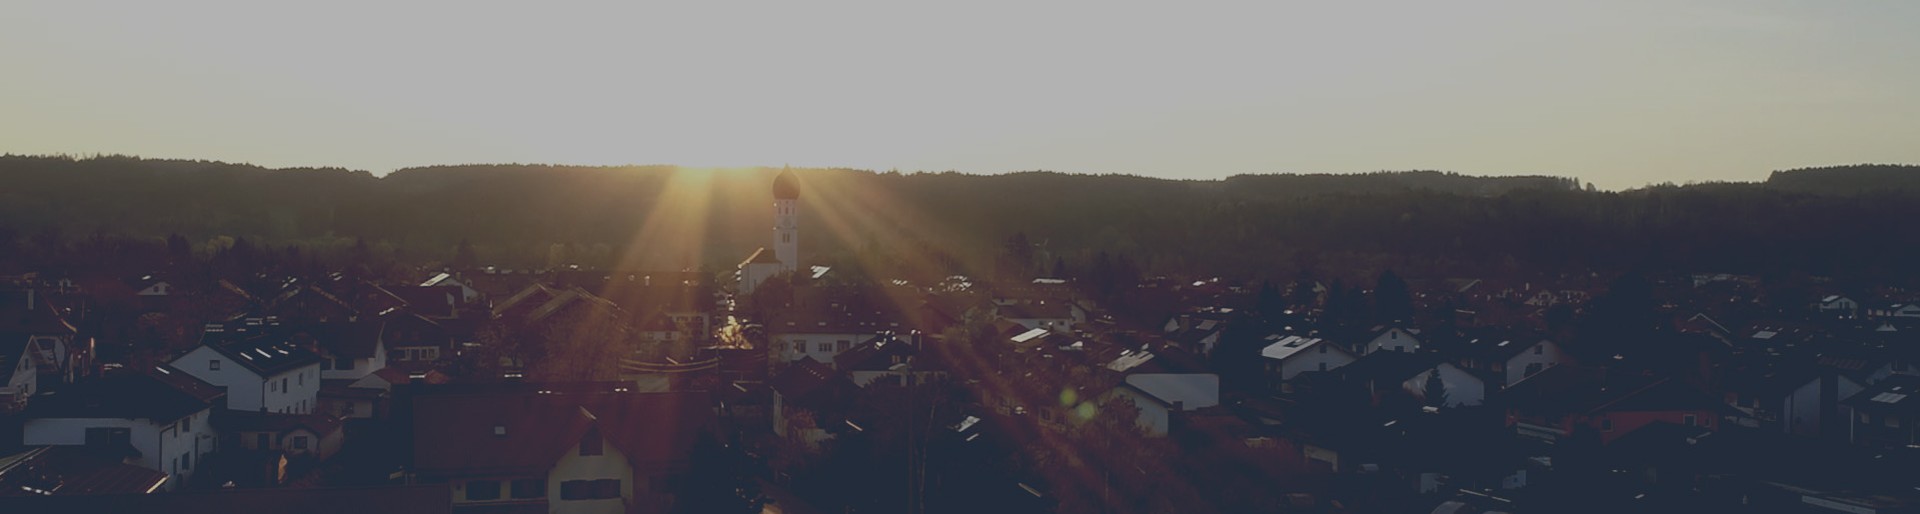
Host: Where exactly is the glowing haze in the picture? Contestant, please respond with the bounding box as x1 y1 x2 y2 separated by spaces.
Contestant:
4 0 1918 189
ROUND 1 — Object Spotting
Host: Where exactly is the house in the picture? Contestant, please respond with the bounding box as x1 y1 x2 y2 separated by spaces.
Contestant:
834 331 942 387
1 333 39 413
1817 295 1859 316
1721 362 1863 438
1501 366 1733 444
221 410 346 461
377 312 456 369
421 272 485 305
1868 303 1920 319
128 275 174 297
1358 325 1422 355
171 322 324 414
315 322 386 382
408 387 713 514
767 292 908 367
1104 347 1219 437
1839 374 1920 449
1458 332 1573 387
21 366 223 490
385 285 466 321
1260 334 1357 388
0 445 170 496
1337 351 1486 408
998 301 1076 334
0 288 90 398
769 359 855 449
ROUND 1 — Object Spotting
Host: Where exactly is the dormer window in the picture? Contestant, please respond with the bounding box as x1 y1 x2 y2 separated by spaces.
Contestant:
494 425 507 437
209 360 221 371
580 426 603 456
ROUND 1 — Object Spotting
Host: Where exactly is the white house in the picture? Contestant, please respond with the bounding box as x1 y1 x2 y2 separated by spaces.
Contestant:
1 335 39 412
1818 295 1859 316
1360 326 1422 355
21 366 223 490
1103 348 1220 437
1260 335 1358 384
1487 338 1573 387
171 326 324 414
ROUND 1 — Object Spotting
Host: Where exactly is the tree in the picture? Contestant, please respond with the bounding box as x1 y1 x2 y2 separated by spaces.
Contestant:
1374 269 1413 324
671 432 760 514
1422 368 1449 408
453 238 479 269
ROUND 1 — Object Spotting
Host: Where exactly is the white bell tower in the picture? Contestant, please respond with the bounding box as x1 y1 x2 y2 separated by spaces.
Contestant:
772 167 799 273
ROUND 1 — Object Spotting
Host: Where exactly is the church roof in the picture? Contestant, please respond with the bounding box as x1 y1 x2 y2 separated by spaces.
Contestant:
740 247 783 268
773 167 800 200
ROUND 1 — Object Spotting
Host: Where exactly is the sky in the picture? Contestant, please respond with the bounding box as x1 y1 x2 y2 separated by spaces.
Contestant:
3 1 1917 190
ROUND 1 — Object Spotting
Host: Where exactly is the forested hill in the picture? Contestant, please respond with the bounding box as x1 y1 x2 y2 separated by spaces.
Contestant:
1765 164 1920 195
2 155 1918 283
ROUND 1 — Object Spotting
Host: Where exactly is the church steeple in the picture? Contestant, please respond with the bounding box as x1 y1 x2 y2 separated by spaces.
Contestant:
772 167 799 272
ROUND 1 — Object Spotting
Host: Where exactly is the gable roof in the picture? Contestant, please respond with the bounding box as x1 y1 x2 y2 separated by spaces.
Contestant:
27 365 223 422
1841 374 1920 416
1260 334 1339 362
195 325 323 377
410 390 711 476
739 247 782 268
0 332 31 386
0 446 169 496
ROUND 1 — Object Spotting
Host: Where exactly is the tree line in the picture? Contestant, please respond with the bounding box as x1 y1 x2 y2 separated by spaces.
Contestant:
4 154 1919 285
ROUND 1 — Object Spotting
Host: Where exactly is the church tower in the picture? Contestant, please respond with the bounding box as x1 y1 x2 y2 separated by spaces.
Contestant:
772 166 800 273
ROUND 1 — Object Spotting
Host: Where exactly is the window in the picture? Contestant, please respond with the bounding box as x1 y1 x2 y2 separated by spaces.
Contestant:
466 480 502 501
1600 418 1614 431
775 342 786 352
1890 417 1903 428
334 357 353 370
209 360 221 371
580 427 603 456
510 479 545 499
181 416 191 432
1533 345 1544 355
1684 414 1697 427
561 480 619 500
281 377 288 392
298 373 304 386
293 436 309 450
181 451 191 470
591 479 620 499
257 433 272 449
817 342 831 352
270 380 278 392
1318 345 1327 354
837 340 851 352
1318 362 1328 371
1524 363 1544 377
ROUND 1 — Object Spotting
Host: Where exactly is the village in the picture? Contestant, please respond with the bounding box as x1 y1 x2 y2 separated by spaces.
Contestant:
3 172 1920 514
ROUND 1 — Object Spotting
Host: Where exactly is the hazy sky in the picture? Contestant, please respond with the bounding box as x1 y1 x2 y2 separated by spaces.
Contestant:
4 1 1917 189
